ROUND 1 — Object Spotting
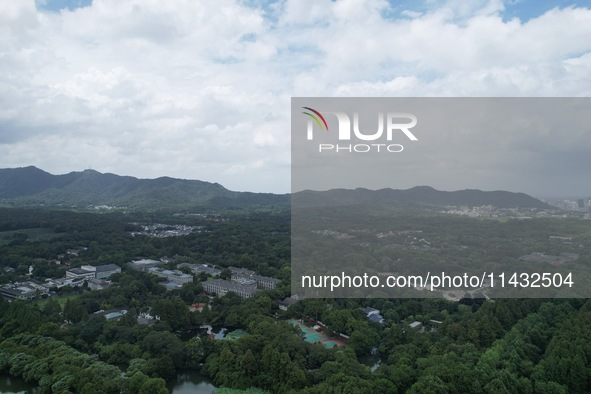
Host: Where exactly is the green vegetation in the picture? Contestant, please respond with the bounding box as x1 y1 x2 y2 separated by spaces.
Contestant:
0 206 590 393
0 227 60 246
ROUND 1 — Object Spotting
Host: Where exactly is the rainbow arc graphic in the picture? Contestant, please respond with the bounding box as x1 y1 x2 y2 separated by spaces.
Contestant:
302 107 328 132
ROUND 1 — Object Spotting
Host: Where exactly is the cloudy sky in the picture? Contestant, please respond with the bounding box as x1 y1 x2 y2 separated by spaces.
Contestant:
1 0 590 194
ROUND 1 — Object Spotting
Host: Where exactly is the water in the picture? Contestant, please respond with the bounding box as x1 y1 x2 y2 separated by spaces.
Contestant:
1 370 215 394
358 354 382 372
167 370 216 394
0 374 36 394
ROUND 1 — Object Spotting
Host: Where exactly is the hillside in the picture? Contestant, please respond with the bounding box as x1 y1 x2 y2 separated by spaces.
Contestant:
292 186 551 209
0 167 551 210
0 166 288 210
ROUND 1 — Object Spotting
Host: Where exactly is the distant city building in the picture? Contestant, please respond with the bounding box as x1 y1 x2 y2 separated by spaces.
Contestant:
519 252 578 265
202 278 257 299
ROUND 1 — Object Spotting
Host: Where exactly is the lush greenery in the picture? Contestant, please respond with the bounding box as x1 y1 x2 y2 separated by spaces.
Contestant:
1 206 590 393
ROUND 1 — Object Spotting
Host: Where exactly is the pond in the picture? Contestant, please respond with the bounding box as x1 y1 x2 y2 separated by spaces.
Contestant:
0 373 36 394
167 370 216 394
1 371 215 394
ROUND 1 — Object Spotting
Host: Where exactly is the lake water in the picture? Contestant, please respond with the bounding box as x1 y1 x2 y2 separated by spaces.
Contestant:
167 371 216 393
0 374 36 394
1 371 215 394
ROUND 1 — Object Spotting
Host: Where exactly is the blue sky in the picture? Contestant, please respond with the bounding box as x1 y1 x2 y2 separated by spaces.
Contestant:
35 0 92 12
2 0 591 195
36 0 586 23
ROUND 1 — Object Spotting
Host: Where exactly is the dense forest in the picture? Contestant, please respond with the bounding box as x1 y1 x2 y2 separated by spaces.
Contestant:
0 207 590 393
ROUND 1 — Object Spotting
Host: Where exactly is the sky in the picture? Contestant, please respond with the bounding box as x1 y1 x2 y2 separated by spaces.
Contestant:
1 0 591 195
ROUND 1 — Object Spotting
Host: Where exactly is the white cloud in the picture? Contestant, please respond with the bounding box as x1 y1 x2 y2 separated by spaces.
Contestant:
0 0 590 193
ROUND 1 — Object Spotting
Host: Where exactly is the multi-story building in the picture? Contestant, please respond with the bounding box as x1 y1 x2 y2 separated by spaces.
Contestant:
65 264 121 280
229 266 280 290
65 267 96 280
252 274 280 290
229 267 256 281
0 281 49 300
202 278 257 299
178 263 221 277
147 267 193 285
95 264 121 279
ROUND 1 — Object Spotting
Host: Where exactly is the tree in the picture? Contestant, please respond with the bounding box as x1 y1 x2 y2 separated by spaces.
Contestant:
42 298 62 323
63 299 87 323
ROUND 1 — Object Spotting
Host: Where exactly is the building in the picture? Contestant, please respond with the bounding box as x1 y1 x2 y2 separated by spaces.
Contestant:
1 287 35 300
65 267 96 280
45 277 86 289
147 267 193 286
87 278 112 291
179 263 221 277
229 266 280 290
104 309 128 320
202 278 257 299
278 297 299 311
363 307 385 324
95 264 121 279
229 267 256 280
65 264 121 280
128 259 161 271
252 274 280 290
1 281 49 300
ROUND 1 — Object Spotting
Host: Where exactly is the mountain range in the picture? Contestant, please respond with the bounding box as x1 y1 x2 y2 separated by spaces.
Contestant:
0 166 551 210
0 166 287 210
294 186 551 209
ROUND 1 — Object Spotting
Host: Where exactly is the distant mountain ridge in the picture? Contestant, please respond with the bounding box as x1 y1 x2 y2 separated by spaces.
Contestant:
0 166 287 210
293 186 552 209
0 166 551 210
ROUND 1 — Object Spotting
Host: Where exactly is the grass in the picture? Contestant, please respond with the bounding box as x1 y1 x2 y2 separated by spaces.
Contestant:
37 294 80 309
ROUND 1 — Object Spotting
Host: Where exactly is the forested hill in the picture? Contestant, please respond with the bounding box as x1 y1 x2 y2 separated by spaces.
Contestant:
0 166 550 210
294 186 551 209
0 166 288 210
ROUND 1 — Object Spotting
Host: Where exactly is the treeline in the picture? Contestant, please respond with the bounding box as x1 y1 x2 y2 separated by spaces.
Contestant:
2 291 591 392
0 334 168 394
